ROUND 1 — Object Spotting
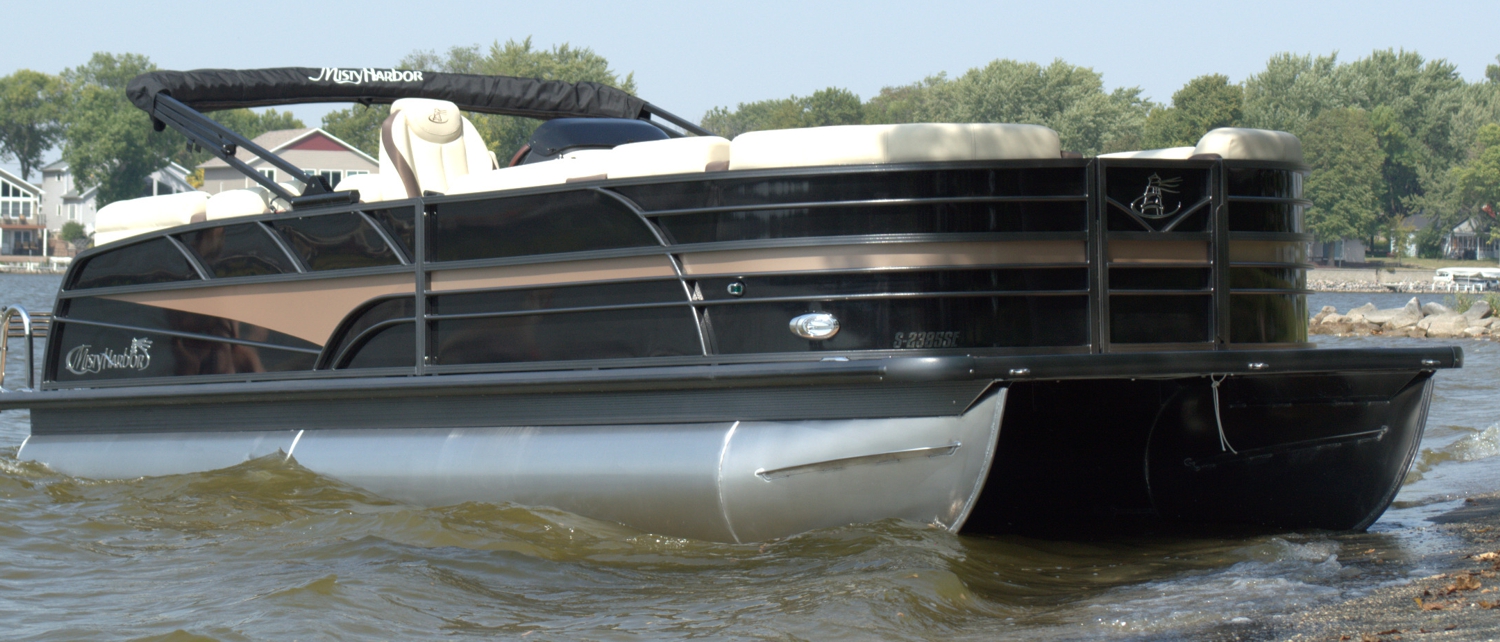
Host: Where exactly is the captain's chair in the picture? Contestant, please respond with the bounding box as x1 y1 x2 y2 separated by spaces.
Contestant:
375 98 498 200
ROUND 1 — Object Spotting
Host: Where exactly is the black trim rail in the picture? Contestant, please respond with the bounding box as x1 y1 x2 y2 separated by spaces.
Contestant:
0 347 1461 412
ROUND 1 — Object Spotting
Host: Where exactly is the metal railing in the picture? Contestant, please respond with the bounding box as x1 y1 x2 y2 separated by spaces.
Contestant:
1 307 50 391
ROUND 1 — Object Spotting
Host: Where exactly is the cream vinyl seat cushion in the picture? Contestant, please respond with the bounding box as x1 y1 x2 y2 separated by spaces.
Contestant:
729 123 1062 170
94 191 210 247
1097 129 1303 162
1097 147 1197 160
449 137 733 195
1193 128 1302 163
447 150 611 195
605 136 731 178
335 173 384 202
205 181 306 220
378 98 499 199
205 187 271 220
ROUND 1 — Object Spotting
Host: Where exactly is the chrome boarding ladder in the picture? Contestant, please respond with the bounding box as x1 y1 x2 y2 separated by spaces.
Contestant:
0 307 50 391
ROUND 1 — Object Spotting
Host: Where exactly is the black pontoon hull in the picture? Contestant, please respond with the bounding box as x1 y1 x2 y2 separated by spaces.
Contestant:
10 349 1453 541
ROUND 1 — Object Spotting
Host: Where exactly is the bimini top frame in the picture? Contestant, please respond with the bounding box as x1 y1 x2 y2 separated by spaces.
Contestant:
126 67 710 205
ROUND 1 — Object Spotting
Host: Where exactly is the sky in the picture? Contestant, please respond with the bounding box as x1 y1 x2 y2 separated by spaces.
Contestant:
4 0 1500 179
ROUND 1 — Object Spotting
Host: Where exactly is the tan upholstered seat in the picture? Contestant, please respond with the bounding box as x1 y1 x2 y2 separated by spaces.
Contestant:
377 98 499 199
94 191 210 246
728 123 1061 170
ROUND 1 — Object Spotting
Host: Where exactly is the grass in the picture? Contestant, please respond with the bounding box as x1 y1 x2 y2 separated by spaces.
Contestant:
1443 291 1500 314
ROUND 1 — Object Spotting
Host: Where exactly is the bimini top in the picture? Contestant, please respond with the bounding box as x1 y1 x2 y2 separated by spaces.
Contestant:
124 67 708 205
127 67 684 125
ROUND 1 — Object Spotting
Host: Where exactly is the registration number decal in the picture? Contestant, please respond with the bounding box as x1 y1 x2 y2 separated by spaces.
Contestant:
893 331 959 349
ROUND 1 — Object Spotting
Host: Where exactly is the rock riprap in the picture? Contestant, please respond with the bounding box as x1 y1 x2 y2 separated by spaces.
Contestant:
1311 298 1494 338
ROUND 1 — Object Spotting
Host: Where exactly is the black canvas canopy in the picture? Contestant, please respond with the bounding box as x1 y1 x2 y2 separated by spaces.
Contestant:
125 67 708 206
128 67 654 121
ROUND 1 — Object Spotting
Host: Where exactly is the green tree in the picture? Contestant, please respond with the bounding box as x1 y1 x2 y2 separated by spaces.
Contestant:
862 76 946 124
1342 50 1463 167
1387 214 1417 265
1451 123 1500 248
1343 50 1464 222
1302 108 1386 242
1454 124 1500 208
1445 63 1500 171
706 58 1150 155
1240 52 1348 134
1141 74 1242 149
804 88 864 128
0 70 64 181
713 59 1151 155
321 104 388 157
1404 162 1466 258
701 87 864 138
923 59 1152 154
58 53 182 207
701 97 808 138
58 220 87 243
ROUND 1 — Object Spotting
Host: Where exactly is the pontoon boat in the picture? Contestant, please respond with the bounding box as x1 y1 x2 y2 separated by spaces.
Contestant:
0 68 1460 541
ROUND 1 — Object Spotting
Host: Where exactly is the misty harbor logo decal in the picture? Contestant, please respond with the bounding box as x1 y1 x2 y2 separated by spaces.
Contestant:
1129 173 1184 219
306 68 424 85
65 338 153 375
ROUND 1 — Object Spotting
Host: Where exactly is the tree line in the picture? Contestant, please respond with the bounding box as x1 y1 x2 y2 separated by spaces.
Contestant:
0 54 302 206
705 51 1500 255
3 45 1497 255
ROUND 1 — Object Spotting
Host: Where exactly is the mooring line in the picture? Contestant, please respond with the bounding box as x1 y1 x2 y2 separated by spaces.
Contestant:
1211 374 1237 454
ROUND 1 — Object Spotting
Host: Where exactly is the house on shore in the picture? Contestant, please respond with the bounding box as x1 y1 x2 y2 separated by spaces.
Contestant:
1445 216 1498 261
39 160 194 249
1310 238 1366 265
197 128 375 194
0 167 44 256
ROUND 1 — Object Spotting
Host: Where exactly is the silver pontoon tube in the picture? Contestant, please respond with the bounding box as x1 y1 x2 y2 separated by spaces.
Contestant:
19 389 1006 542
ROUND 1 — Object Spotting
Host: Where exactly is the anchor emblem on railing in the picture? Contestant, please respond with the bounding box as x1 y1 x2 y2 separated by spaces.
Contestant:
1129 173 1183 219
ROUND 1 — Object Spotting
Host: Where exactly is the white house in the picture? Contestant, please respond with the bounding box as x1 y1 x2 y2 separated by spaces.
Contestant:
0 167 44 256
1310 238 1366 265
1444 216 1498 261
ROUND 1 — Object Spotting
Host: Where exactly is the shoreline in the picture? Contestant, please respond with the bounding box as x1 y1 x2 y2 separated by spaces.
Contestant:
1282 494 1500 641
1309 281 1464 294
1310 298 1493 340
1308 265 1500 294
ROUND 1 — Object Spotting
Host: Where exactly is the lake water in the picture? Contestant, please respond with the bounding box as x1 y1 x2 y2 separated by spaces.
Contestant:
0 276 1495 640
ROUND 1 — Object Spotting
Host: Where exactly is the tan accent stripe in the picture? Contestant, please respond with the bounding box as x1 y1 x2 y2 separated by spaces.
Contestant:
1229 240 1308 264
679 241 1085 276
103 273 414 346
1108 240 1209 264
430 255 678 292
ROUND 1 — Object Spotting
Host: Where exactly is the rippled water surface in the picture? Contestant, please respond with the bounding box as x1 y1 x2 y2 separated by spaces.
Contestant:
1 277 1496 640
